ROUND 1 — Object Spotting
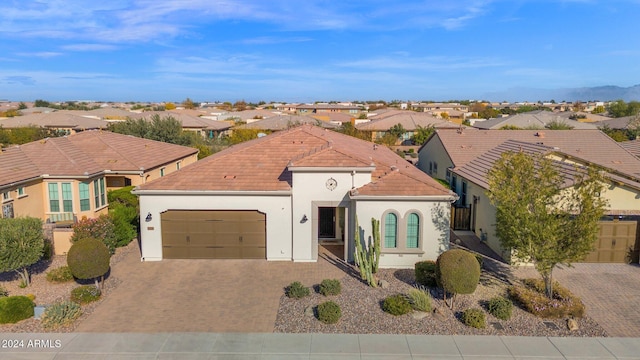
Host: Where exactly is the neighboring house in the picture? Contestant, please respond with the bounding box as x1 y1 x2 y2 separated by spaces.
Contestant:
418 128 640 263
296 104 362 115
474 110 599 130
309 112 355 125
593 115 637 131
356 110 462 144
130 111 231 139
134 125 456 267
234 115 337 131
0 112 108 135
0 130 198 224
217 110 281 123
0 130 198 255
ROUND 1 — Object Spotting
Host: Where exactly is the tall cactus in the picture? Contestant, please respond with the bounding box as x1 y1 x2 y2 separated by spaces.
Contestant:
353 216 381 287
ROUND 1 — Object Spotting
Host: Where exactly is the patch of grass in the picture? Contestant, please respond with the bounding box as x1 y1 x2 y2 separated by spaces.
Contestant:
508 278 584 318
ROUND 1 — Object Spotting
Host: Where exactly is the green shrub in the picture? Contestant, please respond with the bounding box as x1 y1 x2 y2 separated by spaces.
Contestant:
487 296 513 320
508 278 584 318
0 285 8 297
415 260 438 287
383 294 413 316
0 296 34 324
461 308 486 329
317 301 341 324
42 240 53 260
110 204 138 247
319 279 341 296
41 301 82 330
71 215 118 254
46 266 74 283
67 238 110 283
407 288 432 312
436 249 481 308
70 285 102 304
286 281 310 299
0 217 45 287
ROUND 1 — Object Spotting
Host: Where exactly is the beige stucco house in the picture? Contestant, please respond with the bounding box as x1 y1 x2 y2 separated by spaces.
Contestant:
134 125 456 267
418 128 640 263
0 131 198 254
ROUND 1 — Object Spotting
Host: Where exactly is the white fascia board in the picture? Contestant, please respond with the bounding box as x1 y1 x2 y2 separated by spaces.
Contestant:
350 194 457 201
287 166 375 172
132 189 292 196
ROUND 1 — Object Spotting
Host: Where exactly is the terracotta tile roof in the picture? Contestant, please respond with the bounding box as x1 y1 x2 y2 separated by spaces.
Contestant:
0 131 198 188
356 111 461 131
432 128 640 179
237 115 337 130
620 139 640 158
137 125 452 197
474 111 598 130
0 112 108 130
132 111 230 131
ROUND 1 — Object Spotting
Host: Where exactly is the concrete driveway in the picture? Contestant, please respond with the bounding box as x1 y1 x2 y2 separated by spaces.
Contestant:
76 243 346 332
515 263 640 337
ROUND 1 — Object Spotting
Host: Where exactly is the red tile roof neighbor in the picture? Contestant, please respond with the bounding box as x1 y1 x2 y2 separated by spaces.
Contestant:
0 131 198 187
137 125 451 197
432 128 640 178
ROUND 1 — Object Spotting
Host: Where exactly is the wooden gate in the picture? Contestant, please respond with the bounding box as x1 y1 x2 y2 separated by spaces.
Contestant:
451 205 471 231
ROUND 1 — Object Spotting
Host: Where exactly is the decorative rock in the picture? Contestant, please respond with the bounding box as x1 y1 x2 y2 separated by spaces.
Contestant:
378 280 390 289
304 305 315 318
432 307 446 322
411 311 428 320
567 318 579 331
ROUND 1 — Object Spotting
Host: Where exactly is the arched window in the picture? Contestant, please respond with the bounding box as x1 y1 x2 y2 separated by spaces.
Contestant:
384 213 397 248
407 213 420 248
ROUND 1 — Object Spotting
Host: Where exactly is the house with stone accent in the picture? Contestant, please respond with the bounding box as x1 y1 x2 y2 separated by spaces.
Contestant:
134 125 456 267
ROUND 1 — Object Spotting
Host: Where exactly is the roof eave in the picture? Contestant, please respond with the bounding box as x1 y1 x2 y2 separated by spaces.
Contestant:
132 189 292 196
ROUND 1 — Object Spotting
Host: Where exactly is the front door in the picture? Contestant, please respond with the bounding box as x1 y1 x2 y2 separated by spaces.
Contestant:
318 207 336 238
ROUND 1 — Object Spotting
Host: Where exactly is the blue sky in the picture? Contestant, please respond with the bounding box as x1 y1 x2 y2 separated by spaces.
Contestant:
1 0 639 103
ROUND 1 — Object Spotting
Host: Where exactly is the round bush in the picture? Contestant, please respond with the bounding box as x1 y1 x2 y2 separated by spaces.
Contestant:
461 308 486 329
0 296 34 324
46 266 74 283
319 279 341 296
67 238 110 280
317 301 341 324
487 296 513 320
415 260 438 287
436 249 481 295
286 281 310 299
382 294 413 316
41 301 82 330
71 285 102 304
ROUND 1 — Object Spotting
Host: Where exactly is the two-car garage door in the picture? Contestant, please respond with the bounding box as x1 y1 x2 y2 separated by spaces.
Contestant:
161 210 266 259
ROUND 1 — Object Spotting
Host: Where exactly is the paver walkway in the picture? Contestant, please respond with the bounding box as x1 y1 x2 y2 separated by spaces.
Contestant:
76 243 346 332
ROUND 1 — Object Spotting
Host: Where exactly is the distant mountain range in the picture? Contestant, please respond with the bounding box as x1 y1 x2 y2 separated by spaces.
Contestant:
484 84 640 103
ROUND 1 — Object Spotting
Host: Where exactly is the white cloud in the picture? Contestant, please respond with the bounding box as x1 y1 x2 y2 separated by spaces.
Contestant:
62 44 119 51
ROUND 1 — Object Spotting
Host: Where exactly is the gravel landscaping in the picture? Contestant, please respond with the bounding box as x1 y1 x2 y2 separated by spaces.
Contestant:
274 263 608 337
0 241 137 333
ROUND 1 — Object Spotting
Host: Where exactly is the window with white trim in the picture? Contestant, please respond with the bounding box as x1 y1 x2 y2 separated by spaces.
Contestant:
79 182 90 211
17 187 25 197
48 182 72 212
176 161 181 170
160 167 166 177
94 178 106 208
1 191 9 202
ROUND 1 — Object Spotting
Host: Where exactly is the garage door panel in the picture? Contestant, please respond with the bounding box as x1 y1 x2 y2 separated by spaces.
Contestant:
582 221 637 263
161 210 265 259
163 246 190 258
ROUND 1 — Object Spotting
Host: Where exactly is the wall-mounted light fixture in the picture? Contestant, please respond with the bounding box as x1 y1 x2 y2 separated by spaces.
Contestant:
300 214 308 223
145 212 152 222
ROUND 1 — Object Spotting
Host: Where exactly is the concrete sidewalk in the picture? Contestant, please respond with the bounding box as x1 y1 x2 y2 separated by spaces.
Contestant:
1 333 640 359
